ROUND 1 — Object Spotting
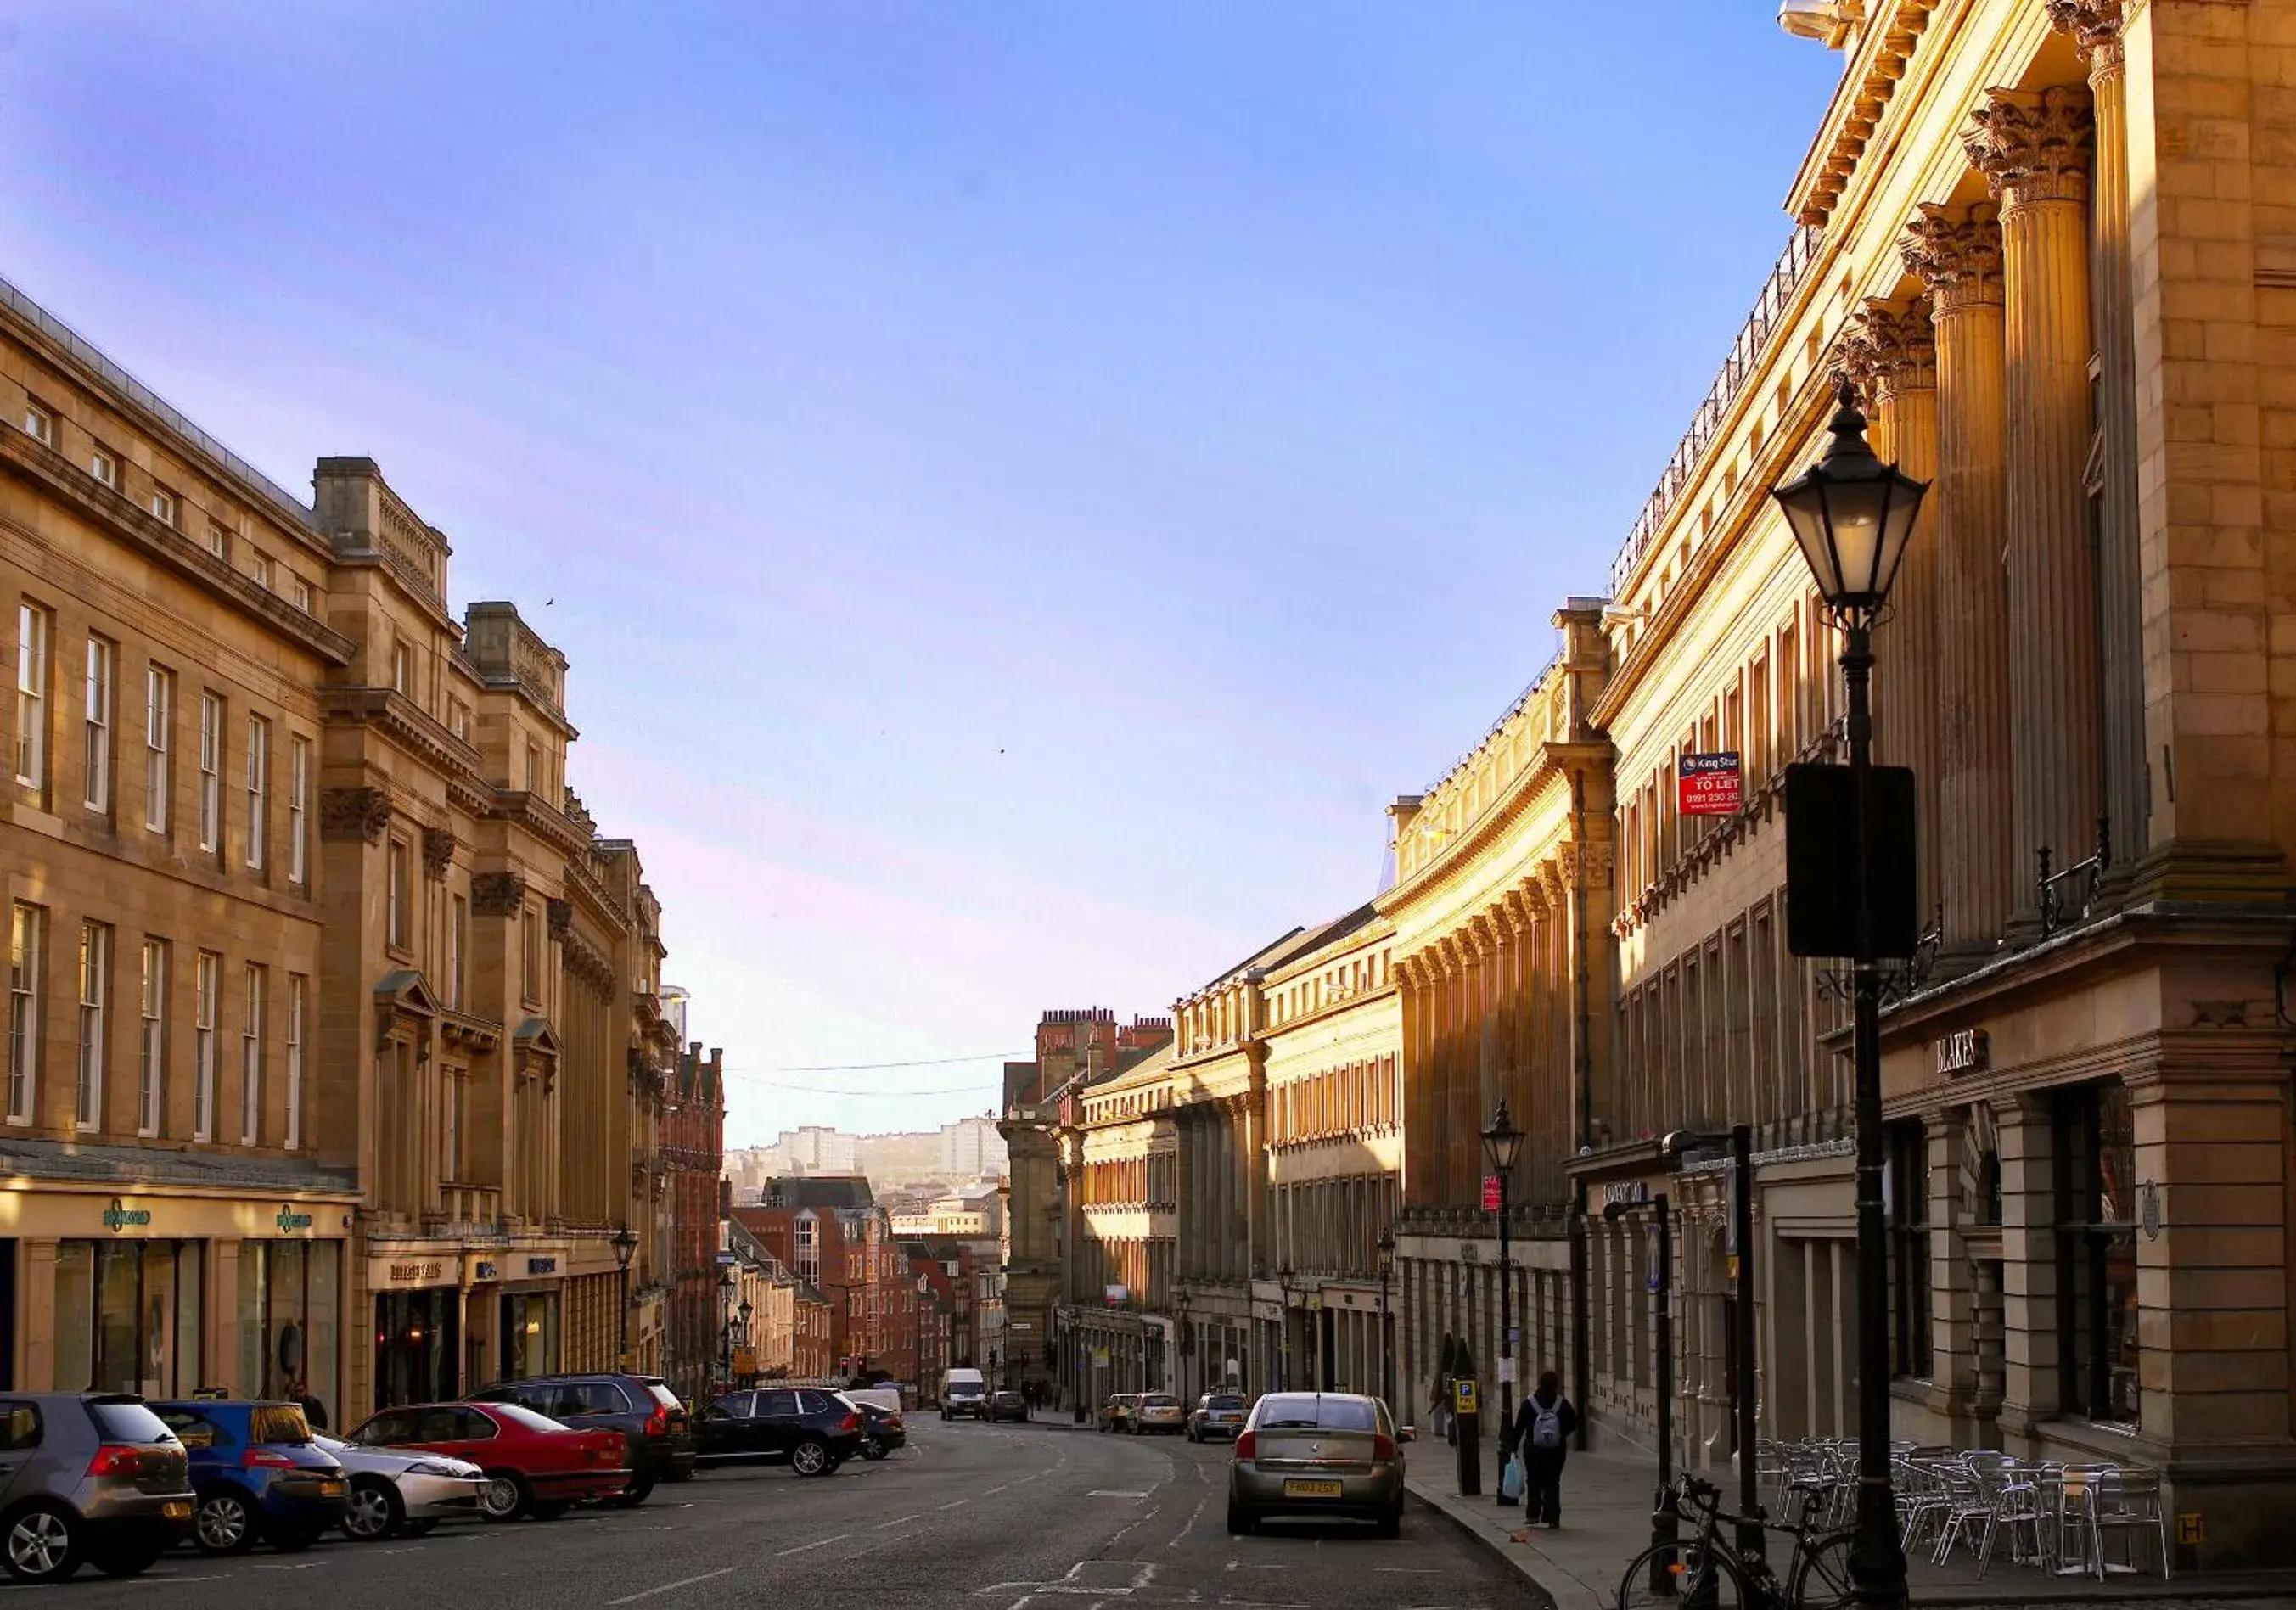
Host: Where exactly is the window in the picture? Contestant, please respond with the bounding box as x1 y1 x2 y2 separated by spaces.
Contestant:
525 742 542 793
76 923 108 1131
244 715 268 870
197 694 222 853
290 576 313 614
287 737 309 885
14 602 48 788
2055 1081 2140 1427
448 700 469 743
386 839 411 952
149 489 177 528
8 905 41 1125
20 403 53 445
448 895 468 1011
205 523 228 560
390 641 410 695
520 906 540 1001
138 940 166 1137
89 448 117 489
82 636 114 813
143 666 172 833
443 1072 463 1182
1887 1121 1932 1379
240 966 264 1145
250 552 272 591
192 951 218 1141
284 974 304 1151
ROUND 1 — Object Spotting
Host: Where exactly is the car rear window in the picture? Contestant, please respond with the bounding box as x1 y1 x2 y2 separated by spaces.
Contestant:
89 1400 174 1445
488 1403 569 1433
1255 1395 1378 1432
250 1405 312 1444
1207 1395 1244 1411
1142 1395 1176 1407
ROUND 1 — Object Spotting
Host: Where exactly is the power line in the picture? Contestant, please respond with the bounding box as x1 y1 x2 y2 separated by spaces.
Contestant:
733 1079 1000 1097
722 1052 1023 1074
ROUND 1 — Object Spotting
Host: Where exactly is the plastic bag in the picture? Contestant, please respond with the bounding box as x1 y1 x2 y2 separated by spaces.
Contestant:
1500 1454 1525 1501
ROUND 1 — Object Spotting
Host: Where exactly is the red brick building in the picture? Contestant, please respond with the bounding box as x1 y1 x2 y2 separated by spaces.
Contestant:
735 1176 919 1390
661 1041 725 1405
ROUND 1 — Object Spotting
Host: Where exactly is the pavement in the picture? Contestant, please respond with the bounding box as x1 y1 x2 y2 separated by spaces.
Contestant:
1401 1435 2296 1610
62 1416 1519 1610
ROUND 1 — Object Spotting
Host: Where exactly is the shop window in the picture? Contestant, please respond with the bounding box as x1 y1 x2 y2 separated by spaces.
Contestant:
2055 1081 2140 1427
238 1239 340 1419
52 1239 203 1397
1887 1121 1932 1378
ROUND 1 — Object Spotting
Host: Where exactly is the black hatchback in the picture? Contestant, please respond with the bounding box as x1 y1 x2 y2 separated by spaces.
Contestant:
0 1394 194 1583
466 1374 696 1502
693 1388 864 1477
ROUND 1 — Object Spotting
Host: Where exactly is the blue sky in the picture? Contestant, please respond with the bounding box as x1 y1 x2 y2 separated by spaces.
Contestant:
1 3 1842 1144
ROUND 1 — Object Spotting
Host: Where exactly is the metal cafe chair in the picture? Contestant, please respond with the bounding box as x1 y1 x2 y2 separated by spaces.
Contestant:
2051 1464 2123 1580
2092 1467 2172 1580
1929 1460 1996 1565
1976 1461 2051 1579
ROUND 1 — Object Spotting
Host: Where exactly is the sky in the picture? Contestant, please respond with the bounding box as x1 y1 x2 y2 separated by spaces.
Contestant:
0 3 1844 1145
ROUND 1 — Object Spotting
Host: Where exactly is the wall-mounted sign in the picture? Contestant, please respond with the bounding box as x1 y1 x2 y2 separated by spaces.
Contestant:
275 1204 314 1233
2142 1182 2163 1242
526 1256 558 1276
102 1198 152 1233
471 1259 499 1282
1679 751 1743 816
379 1259 448 1287
1603 1181 1648 1209
1934 1028 1990 1078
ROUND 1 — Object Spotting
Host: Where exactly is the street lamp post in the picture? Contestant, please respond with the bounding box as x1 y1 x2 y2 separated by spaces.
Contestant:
1480 1102 1525 1506
1772 378 1928 1610
1276 1264 1294 1391
611 1226 638 1369
1173 1288 1193 1405
718 1270 737 1385
1375 1226 1396 1417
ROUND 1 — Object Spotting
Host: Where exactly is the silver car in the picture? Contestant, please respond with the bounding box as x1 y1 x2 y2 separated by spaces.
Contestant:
314 1434 490 1540
1227 1392 1409 1538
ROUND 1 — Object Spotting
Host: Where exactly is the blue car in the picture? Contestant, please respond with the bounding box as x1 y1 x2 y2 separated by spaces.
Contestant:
152 1401 346 1555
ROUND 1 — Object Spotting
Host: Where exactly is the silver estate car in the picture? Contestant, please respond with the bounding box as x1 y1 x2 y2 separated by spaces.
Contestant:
314 1434 490 1541
1227 1392 1408 1538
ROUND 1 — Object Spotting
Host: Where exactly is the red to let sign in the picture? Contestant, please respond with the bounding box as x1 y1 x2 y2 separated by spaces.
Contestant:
1679 751 1743 816
1481 1175 1502 1212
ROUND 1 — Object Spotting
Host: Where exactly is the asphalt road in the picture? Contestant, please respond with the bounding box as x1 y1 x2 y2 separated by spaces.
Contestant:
27 1419 1524 1609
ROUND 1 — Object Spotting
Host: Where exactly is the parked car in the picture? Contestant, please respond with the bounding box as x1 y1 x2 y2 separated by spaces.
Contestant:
855 1401 905 1460
313 1433 489 1541
1132 1394 1185 1435
1098 1394 1141 1433
1226 1391 1408 1539
693 1388 864 1476
985 1390 1029 1424
1187 1392 1248 1443
467 1372 694 1503
0 1394 192 1583
152 1400 346 1557
342 1402 628 1522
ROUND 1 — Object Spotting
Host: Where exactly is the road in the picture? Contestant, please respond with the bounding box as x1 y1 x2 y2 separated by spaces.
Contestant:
44 1419 1524 1610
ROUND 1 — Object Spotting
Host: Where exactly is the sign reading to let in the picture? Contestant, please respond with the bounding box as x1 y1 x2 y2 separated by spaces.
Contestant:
1480 1175 1502 1213
1678 752 1743 816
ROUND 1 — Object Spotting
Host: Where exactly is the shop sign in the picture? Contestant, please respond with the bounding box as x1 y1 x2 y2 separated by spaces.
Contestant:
1934 1028 1989 1077
275 1203 314 1233
1603 1181 1648 1209
1678 752 1743 816
374 1258 450 1287
527 1256 558 1276
470 1259 500 1282
102 1198 152 1233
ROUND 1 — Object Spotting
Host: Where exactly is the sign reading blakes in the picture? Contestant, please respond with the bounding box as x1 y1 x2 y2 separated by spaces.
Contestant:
1678 751 1743 816
1934 1028 1989 1078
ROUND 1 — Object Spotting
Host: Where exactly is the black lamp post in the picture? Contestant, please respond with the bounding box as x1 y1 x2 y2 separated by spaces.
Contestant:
1276 1264 1295 1391
718 1269 737 1383
1480 1101 1524 1507
1771 378 1927 1610
1375 1226 1396 1417
611 1226 638 1367
1173 1287 1193 1404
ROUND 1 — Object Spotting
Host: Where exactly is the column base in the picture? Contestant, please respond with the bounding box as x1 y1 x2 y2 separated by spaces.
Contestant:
2124 838 2288 906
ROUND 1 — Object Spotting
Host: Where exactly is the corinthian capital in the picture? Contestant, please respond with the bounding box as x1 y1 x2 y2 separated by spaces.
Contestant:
1965 87 2094 212
2046 1 2125 76
1900 205 2004 315
1855 297 1937 403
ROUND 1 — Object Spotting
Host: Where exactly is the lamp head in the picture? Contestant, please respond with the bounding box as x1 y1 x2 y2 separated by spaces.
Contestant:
1771 378 1928 621
1480 1100 1525 1175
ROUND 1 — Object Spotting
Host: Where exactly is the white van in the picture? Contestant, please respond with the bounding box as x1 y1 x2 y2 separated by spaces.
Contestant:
942 1368 988 1421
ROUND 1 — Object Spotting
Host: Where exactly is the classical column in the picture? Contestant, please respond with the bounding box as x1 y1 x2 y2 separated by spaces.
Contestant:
1844 299 1943 932
2051 0 2147 893
1967 86 2101 932
1902 205 2015 959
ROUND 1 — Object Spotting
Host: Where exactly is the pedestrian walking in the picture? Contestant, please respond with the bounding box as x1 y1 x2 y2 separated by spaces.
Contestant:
1509 1370 1577 1528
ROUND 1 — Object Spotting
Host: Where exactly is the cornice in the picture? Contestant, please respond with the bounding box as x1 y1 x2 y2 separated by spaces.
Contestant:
328 544 460 634
1785 1 1940 228
1379 738 1602 923
0 431 355 666
318 685 486 786
492 788 592 861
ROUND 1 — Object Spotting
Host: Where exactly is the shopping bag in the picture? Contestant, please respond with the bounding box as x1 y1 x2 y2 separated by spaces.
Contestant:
1500 1454 1525 1501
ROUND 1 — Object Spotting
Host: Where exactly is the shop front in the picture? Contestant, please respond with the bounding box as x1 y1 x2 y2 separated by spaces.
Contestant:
368 1254 459 1409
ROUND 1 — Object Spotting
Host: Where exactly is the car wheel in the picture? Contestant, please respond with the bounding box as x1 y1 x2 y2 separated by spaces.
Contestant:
2 1502 81 1583
343 1478 405 1541
605 1473 656 1509
790 1438 833 1477
1225 1501 1255 1537
194 1489 257 1556
90 1537 166 1579
480 1472 531 1522
530 1501 571 1522
860 1437 888 1462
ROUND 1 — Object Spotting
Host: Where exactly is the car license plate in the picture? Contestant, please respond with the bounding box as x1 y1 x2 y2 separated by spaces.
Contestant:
162 1501 191 1520
318 1480 344 1496
1283 1479 1344 1499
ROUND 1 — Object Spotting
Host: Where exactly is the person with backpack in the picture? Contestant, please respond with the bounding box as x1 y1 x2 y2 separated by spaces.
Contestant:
1510 1369 1579 1527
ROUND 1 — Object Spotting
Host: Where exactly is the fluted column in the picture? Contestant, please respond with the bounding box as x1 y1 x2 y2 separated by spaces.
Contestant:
1968 86 2101 932
1844 297 1943 932
2051 1 2146 889
1902 205 2014 957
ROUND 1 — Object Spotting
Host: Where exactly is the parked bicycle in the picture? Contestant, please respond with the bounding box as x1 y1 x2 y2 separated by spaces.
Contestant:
1616 1472 1855 1609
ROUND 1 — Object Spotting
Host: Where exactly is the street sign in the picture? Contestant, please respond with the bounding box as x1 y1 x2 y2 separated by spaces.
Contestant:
1480 1175 1502 1212
1452 1378 1479 1416
1678 751 1743 816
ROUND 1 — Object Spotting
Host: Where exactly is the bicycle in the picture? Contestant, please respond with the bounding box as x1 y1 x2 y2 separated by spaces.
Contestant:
1616 1473 1855 1609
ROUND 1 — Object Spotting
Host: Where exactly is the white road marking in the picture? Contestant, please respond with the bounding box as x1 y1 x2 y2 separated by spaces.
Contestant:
774 1534 849 1556
939 1499 970 1511
605 1566 736 1604
1169 1491 1210 1546
1089 1489 1149 1498
876 1512 927 1528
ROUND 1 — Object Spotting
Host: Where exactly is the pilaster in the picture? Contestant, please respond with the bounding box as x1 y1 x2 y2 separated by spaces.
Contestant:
1968 85 2102 937
1902 205 2015 958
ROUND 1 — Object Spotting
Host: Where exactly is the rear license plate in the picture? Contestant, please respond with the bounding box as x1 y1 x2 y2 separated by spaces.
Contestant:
162 1501 191 1520
317 1480 344 1497
1283 1479 1344 1499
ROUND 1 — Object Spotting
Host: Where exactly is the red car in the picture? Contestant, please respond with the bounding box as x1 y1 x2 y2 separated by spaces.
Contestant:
341 1402 628 1522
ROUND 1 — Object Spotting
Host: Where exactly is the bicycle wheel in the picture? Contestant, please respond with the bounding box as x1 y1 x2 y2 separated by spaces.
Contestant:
1617 1540 1754 1609
1788 1529 1855 1610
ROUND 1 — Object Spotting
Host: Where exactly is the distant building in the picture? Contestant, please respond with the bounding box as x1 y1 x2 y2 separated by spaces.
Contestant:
940 1116 1006 1179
